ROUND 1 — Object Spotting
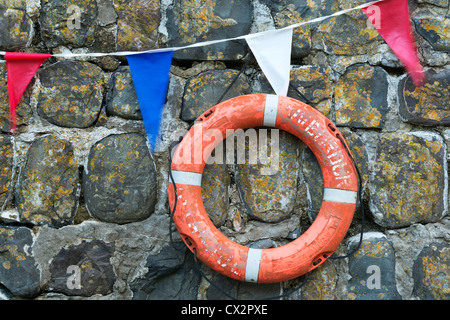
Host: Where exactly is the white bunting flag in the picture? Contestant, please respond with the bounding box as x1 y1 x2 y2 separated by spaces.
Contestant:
245 28 293 96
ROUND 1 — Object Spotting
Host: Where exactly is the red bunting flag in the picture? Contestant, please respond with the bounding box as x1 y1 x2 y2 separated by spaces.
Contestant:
362 0 426 87
5 52 52 133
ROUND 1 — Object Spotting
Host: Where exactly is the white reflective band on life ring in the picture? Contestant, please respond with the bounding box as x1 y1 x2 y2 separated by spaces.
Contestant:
263 94 279 127
169 170 202 187
244 248 263 283
323 188 358 204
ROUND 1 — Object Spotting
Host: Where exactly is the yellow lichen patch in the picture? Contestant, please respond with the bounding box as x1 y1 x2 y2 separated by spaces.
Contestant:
37 61 104 128
16 135 78 227
201 160 229 227
359 26 381 40
354 240 391 259
301 262 338 300
420 247 450 300
289 66 333 116
313 12 381 55
173 0 237 44
374 133 444 226
236 131 299 223
417 17 450 51
404 80 450 122
335 64 386 128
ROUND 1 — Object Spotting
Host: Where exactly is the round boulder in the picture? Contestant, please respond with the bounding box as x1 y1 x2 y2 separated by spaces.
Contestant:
83 133 157 224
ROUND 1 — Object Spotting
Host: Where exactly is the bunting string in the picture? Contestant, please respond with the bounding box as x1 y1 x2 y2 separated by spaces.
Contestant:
0 0 382 59
0 0 426 151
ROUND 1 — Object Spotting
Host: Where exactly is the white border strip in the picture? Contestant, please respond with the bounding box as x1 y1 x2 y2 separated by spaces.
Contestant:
245 248 263 283
323 188 358 204
169 170 202 187
263 95 279 127
0 1 382 58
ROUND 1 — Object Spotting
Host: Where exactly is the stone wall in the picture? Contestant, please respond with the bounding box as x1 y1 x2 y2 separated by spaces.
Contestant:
0 0 449 300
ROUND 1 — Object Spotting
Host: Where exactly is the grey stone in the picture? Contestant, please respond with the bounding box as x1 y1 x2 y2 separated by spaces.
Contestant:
15 134 80 228
417 0 448 7
202 161 230 228
0 226 40 298
37 61 105 128
235 130 301 223
113 0 160 51
301 262 338 300
166 0 253 61
398 68 450 126
311 2 383 56
335 64 389 129
39 0 98 49
369 132 447 228
0 135 13 209
259 0 317 58
105 66 142 120
131 243 201 300
205 273 238 300
414 16 450 53
83 133 157 224
0 1 33 51
49 240 115 296
346 233 401 300
237 282 281 300
413 243 450 300
181 69 251 122
96 0 117 26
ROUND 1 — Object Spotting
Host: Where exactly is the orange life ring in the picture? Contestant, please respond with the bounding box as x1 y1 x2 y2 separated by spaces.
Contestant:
168 94 358 284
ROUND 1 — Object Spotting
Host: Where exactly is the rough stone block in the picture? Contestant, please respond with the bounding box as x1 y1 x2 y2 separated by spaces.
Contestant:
202 160 230 228
49 240 115 296
235 130 301 223
0 0 33 51
83 133 157 224
346 232 401 300
398 68 450 125
335 64 389 129
260 0 316 58
181 69 251 122
413 243 450 300
312 9 382 56
113 0 160 51
105 66 142 120
289 66 334 117
15 135 80 227
130 244 201 300
414 16 450 53
37 61 105 128
39 0 98 49
166 0 253 61
301 262 338 300
0 226 41 298
0 135 13 209
369 132 447 228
